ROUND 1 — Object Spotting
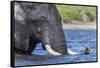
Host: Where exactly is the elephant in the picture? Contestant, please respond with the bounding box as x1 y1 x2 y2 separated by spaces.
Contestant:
13 1 90 56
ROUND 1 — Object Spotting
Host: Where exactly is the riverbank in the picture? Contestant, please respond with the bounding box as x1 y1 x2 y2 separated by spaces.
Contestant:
62 23 96 30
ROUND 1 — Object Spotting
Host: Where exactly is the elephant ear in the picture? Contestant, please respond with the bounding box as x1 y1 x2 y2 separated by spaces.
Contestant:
49 21 68 55
40 17 68 56
46 5 68 55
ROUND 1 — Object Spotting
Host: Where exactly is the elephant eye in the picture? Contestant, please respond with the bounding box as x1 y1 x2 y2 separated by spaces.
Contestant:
37 27 41 32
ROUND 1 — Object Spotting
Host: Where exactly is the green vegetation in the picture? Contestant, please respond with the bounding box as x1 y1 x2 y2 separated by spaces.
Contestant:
56 5 96 23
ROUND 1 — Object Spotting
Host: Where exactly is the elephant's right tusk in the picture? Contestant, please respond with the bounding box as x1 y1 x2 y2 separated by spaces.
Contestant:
45 44 62 56
68 48 91 55
68 48 79 55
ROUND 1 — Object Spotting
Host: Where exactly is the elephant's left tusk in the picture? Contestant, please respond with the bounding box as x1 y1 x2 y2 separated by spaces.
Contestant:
45 44 62 56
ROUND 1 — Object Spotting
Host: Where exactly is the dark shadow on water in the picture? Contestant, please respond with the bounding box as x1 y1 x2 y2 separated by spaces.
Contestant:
15 53 64 61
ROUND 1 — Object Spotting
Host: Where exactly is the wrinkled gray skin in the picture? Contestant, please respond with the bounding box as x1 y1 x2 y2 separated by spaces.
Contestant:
14 2 68 55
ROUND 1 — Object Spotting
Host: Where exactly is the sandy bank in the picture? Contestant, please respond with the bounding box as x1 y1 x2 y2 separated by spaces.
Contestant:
62 23 96 30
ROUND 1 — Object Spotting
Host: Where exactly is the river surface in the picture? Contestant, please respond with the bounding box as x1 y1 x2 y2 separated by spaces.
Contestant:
15 29 97 66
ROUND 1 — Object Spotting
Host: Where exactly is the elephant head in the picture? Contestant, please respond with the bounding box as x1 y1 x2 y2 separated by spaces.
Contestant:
14 2 71 56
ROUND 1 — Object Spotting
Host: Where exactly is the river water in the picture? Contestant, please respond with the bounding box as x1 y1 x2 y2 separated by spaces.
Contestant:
15 29 97 66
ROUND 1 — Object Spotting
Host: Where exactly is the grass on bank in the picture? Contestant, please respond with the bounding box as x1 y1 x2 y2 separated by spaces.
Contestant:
56 5 96 23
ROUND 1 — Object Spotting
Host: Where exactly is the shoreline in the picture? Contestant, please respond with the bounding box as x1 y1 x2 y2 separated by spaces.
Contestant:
62 23 96 30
